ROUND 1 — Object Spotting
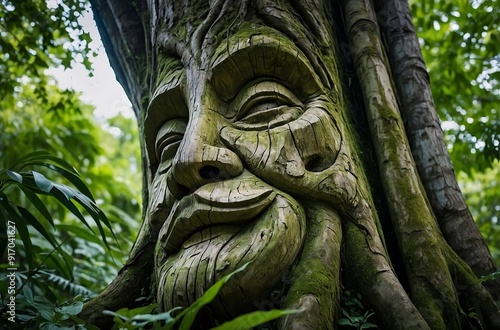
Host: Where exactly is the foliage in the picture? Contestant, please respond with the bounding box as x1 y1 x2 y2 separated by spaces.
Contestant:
104 263 299 330
0 150 134 327
410 0 500 268
0 151 113 269
410 0 500 173
6 286 97 330
458 161 500 265
0 76 142 290
0 0 93 103
0 1 140 330
0 51 141 329
479 269 500 283
338 290 378 329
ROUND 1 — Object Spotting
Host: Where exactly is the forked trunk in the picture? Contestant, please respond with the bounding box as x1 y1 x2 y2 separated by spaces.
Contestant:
80 0 500 329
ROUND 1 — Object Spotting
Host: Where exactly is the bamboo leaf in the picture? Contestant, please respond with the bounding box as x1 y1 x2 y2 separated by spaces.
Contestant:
0 195 34 268
50 186 94 233
32 171 53 193
178 262 249 330
34 162 95 201
53 183 76 200
56 224 102 245
6 170 22 183
12 151 79 175
17 185 55 227
68 187 114 235
212 309 301 330
34 154 79 175
44 248 74 279
52 182 114 251
12 172 46 194
9 151 52 168
76 200 113 255
17 206 58 248
23 285 35 305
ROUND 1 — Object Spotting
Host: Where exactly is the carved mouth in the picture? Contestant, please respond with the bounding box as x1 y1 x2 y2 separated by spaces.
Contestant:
159 173 277 254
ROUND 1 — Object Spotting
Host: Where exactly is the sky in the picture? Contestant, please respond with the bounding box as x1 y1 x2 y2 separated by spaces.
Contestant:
49 8 133 120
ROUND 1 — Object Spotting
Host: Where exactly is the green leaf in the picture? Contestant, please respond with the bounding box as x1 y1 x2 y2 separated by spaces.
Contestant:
50 186 94 232
56 301 84 316
12 151 79 175
35 162 95 201
8 151 50 168
32 171 54 193
60 183 114 248
23 285 35 304
131 310 180 327
56 224 102 245
17 206 58 247
178 262 250 330
212 309 301 330
338 318 355 326
103 308 131 322
17 185 55 227
6 170 22 183
361 322 378 329
0 195 34 268
46 248 75 280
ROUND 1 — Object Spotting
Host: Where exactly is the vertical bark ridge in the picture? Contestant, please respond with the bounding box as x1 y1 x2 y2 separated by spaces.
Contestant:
374 0 499 298
341 0 462 327
280 204 342 330
343 209 429 330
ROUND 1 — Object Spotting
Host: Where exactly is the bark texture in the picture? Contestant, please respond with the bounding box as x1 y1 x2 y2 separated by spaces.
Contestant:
81 0 500 329
373 0 500 298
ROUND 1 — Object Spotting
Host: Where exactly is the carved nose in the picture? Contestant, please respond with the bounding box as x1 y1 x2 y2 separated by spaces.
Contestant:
167 117 244 198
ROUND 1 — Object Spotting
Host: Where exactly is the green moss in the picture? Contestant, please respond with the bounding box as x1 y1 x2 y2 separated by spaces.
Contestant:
284 258 338 327
282 207 342 328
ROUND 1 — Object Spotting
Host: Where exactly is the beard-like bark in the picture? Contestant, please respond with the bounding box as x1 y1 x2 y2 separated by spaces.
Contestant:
81 0 500 329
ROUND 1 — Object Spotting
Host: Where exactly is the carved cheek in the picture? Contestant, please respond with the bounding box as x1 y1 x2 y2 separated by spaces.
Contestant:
220 124 303 180
220 108 341 187
147 172 176 234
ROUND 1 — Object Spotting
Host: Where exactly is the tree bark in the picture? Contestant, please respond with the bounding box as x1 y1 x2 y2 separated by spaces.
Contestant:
81 0 500 329
373 0 500 299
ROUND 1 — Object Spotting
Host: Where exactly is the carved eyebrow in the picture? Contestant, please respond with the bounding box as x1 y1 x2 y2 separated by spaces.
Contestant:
210 31 323 102
144 59 187 165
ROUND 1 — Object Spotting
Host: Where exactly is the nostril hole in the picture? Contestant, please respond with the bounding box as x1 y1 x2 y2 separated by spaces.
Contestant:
199 165 220 180
305 155 333 172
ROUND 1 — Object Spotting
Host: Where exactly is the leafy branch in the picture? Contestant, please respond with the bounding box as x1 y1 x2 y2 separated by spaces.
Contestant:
0 151 114 271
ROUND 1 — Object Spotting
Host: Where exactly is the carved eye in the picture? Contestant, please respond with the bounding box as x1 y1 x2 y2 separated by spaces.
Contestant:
233 81 303 130
155 119 186 174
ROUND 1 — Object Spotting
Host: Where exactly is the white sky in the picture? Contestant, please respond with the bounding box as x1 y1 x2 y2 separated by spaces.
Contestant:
49 8 134 119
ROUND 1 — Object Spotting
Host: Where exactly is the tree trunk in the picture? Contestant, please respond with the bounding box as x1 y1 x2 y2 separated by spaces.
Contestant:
82 0 500 329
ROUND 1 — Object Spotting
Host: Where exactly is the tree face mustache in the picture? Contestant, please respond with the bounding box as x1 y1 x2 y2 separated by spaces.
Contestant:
158 171 278 254
155 192 306 319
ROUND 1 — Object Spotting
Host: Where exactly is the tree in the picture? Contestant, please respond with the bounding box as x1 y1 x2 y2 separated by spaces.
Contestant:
81 0 500 329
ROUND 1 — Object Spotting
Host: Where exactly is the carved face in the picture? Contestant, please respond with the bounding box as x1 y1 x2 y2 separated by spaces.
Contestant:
146 29 355 318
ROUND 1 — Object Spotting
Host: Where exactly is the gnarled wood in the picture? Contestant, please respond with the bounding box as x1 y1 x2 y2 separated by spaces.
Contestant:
81 1 500 329
373 0 500 299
